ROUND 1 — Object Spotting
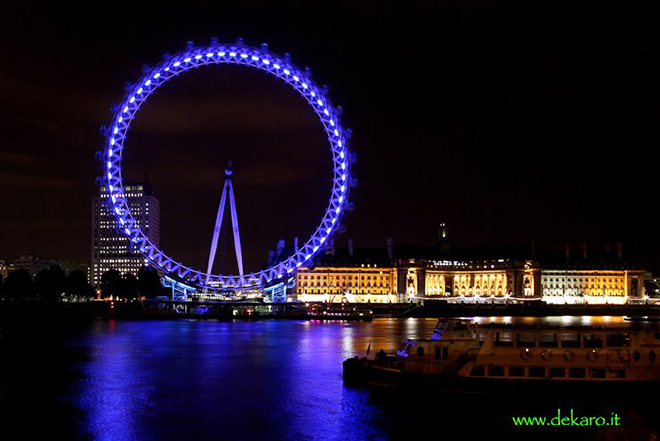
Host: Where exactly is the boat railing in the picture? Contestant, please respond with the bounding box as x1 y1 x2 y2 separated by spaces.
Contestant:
455 348 480 370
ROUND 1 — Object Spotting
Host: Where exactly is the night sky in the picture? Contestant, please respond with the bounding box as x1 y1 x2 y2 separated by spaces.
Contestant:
3 4 660 274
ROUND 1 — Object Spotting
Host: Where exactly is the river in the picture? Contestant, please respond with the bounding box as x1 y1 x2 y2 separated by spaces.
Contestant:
0 316 658 440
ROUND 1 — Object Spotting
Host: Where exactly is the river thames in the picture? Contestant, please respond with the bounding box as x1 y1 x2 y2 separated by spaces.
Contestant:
1 316 658 440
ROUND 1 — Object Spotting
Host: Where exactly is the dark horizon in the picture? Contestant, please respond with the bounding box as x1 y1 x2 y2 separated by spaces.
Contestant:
3 6 660 275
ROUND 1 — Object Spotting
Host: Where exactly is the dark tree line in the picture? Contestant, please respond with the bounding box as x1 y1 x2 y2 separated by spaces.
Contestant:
0 265 165 301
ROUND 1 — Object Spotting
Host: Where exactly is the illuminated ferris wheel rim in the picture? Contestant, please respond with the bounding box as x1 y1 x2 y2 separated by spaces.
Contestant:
103 41 352 290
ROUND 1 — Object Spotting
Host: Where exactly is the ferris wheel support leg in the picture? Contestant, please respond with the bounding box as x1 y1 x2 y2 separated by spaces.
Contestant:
207 180 229 280
228 181 244 277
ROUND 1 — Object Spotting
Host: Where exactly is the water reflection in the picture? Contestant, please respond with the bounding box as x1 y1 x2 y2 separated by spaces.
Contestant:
4 316 659 440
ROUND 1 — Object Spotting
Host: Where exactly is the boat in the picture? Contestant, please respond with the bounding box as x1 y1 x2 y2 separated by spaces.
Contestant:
343 318 660 393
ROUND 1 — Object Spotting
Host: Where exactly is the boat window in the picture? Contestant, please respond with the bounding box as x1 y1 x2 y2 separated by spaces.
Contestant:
549 367 565 378
398 342 407 352
508 366 525 377
612 369 626 379
494 332 514 347
561 333 580 348
488 366 505 377
442 347 448 361
589 368 606 379
650 351 656 363
417 346 425 357
539 333 558 348
633 350 640 362
606 334 630 348
516 333 536 348
568 368 586 378
435 347 441 361
470 366 485 377
528 367 545 378
583 334 603 349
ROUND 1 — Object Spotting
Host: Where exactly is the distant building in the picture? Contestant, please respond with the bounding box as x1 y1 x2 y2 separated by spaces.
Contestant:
0 260 16 279
13 255 58 279
91 183 160 287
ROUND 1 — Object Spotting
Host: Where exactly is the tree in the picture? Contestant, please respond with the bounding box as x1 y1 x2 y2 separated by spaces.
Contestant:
65 269 94 299
4 269 35 299
35 265 66 302
101 269 122 298
137 266 162 298
120 273 139 299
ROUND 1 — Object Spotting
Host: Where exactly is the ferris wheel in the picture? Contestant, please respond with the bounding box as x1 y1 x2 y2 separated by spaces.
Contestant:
102 38 353 291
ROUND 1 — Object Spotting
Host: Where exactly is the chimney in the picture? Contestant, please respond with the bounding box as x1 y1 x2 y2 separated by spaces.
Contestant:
581 243 588 260
387 237 393 261
565 243 570 260
616 243 622 260
277 239 285 257
348 238 354 256
294 237 299 252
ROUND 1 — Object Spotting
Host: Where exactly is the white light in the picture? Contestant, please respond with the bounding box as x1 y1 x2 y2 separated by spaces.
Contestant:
118 116 123 123
110 138 115 146
109 148 113 156
283 69 290 75
341 162 346 170
302 83 308 89
240 53 248 58
287 267 293 273
154 73 161 79
305 254 311 260
338 196 343 203
324 109 329 116
137 88 143 94
206 53 214 57
311 91 316 97
145 80 151 87
341 185 345 192
296 262 302 267
125 228 130 235
273 63 280 69
230 52 236 57
109 185 113 191
218 52 226 56
107 161 112 168
263 59 270 65
326 228 331 233
107 172 112 179
129 96 135 103
332 218 336 224
173 61 181 67
334 129 339 136
320 237 326 244
340 151 344 159
342 174 346 181
123 106 129 113
184 58 191 62
251 56 259 61
194 55 202 60
313 246 318 252
293 75 299 81
317 99 323 106
329 120 334 126
164 67 170 71
113 127 118 134
336 206 341 213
